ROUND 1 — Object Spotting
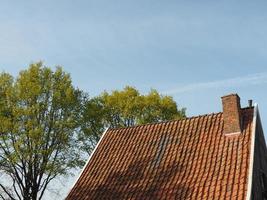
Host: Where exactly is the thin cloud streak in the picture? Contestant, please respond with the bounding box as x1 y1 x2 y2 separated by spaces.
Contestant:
164 72 267 94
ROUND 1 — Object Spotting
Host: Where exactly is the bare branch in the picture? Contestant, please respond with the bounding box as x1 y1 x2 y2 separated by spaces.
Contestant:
0 183 16 200
11 177 22 200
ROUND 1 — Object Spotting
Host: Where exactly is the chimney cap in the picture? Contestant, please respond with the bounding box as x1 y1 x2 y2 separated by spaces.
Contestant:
221 93 240 99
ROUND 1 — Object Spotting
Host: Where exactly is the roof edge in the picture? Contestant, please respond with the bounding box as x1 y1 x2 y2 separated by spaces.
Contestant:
65 128 109 199
245 103 258 200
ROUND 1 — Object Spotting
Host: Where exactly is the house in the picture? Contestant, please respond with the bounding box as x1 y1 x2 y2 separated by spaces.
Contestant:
66 94 267 200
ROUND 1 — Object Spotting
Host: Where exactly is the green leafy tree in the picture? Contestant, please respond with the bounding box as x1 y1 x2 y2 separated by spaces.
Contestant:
80 86 185 154
0 63 83 200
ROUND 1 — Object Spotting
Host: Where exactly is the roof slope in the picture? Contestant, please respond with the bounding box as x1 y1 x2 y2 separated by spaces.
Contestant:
66 108 254 200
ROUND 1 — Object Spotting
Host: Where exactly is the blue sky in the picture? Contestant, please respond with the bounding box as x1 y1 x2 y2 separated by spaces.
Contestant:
1 0 267 199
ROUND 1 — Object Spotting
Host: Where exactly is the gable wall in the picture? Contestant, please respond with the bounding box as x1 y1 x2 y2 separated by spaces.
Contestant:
251 111 267 200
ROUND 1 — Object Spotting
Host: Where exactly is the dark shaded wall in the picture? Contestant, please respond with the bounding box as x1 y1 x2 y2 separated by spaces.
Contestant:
251 111 267 200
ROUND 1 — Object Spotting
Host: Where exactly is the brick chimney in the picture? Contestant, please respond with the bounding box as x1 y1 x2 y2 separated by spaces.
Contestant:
221 94 242 135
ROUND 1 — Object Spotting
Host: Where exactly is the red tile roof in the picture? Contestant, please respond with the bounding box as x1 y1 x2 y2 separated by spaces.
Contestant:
66 108 254 199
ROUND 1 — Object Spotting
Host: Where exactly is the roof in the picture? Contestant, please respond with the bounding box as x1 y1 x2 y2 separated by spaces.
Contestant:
66 107 255 199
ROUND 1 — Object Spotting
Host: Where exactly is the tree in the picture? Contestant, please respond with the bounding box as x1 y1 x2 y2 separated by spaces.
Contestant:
0 63 83 200
80 86 185 154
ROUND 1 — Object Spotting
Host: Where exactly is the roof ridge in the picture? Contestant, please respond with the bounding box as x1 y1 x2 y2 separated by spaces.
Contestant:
108 111 223 131
108 107 254 131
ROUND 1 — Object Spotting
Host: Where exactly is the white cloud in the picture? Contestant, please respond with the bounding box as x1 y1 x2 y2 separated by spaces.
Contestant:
164 72 267 94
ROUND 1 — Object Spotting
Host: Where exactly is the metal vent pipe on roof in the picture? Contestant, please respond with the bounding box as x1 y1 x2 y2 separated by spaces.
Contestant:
248 100 253 108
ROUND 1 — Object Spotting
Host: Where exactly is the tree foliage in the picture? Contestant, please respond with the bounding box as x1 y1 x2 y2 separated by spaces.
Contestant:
80 86 185 154
0 63 186 198
0 63 82 200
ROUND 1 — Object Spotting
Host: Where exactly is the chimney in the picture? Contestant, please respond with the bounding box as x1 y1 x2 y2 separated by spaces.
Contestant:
221 94 242 135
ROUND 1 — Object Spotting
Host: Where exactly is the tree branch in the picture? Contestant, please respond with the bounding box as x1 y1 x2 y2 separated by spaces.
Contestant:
0 183 16 200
